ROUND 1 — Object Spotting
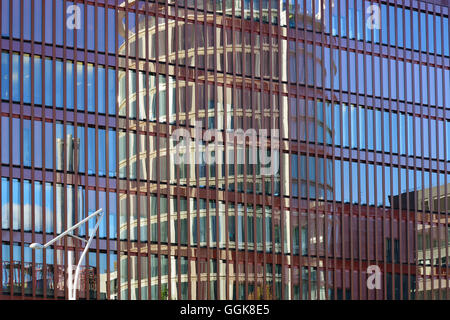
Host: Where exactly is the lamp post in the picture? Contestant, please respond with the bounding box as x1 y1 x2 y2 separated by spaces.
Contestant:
30 208 104 300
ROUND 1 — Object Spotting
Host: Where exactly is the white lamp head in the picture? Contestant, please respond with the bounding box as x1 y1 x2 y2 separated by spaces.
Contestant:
30 243 44 250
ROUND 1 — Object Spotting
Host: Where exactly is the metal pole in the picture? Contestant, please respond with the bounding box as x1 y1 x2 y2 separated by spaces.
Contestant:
30 209 104 300
71 211 104 300
68 250 74 300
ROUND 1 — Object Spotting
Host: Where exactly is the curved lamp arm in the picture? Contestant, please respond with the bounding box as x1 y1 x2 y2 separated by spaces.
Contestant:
30 208 104 300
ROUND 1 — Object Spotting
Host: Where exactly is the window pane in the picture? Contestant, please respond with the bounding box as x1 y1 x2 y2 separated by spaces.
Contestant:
34 0 42 42
45 183 53 234
98 6 105 52
108 68 116 115
109 192 117 239
78 126 85 173
12 179 20 230
98 66 106 114
1 177 9 229
24 119 31 167
45 122 53 169
66 61 74 109
381 4 387 45
12 0 20 39
77 62 84 110
87 64 95 112
12 118 20 165
107 8 116 54
397 7 403 48
55 0 64 45
12 53 19 102
1 52 9 100
45 58 52 106
24 180 32 231
1 116 9 164
383 111 390 152
23 55 31 104
1 0 9 37
87 4 95 51
428 14 434 54
35 182 43 232
436 15 442 55
34 56 42 105
99 192 107 238
421 12 427 52
34 120 42 168
66 1 74 47
44 0 52 43
55 60 63 108
76 3 85 48
99 128 106 176
88 127 96 175
444 17 449 56
55 122 64 171
389 5 395 47
405 9 411 49
108 128 116 177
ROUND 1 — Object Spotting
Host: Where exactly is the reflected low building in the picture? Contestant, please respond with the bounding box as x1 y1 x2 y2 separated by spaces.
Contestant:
393 184 450 300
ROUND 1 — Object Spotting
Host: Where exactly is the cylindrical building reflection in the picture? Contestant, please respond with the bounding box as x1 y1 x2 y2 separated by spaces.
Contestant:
114 0 334 300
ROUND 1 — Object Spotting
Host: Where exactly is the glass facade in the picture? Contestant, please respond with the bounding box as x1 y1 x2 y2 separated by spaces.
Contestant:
0 0 449 300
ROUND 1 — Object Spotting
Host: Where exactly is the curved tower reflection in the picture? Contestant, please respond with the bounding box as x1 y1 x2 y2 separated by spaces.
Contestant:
114 0 334 300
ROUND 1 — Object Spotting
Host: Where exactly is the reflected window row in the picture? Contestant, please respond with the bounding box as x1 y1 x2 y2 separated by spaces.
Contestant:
289 99 450 162
1 0 116 54
118 129 283 195
2 0 448 62
290 154 333 200
160 0 450 61
1 177 117 238
1 51 286 128
291 0 449 57
288 44 450 108
332 104 450 160
119 17 287 80
118 195 291 254
0 117 116 177
117 70 284 131
288 153 450 211
160 0 450 58
1 52 116 114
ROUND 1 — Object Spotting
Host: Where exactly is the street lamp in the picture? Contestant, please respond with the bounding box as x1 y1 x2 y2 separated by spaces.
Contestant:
30 208 104 300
